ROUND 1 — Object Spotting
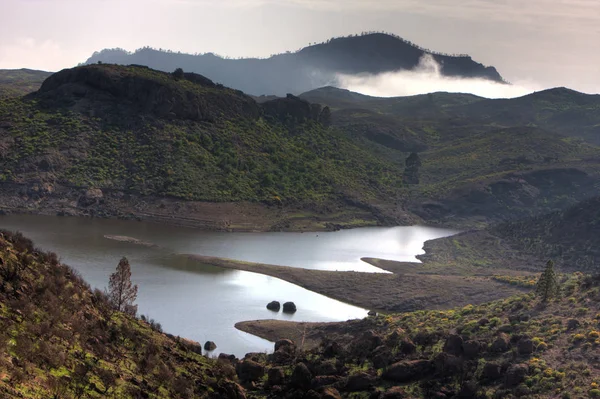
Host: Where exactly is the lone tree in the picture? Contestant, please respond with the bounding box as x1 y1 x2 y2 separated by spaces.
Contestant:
172 67 184 80
107 257 138 316
536 260 560 302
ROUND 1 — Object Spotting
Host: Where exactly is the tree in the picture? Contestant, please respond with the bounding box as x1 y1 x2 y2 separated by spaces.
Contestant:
319 106 332 127
172 67 184 80
107 257 138 315
536 260 560 302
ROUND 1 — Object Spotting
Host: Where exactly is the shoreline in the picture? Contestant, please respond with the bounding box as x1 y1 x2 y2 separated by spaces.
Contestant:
187 254 531 313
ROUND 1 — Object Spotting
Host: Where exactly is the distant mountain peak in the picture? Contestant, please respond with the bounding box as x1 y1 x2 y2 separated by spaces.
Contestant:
84 33 506 96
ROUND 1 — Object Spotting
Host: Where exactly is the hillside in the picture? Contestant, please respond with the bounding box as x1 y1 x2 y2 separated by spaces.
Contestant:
0 63 409 230
83 33 505 96
0 69 52 98
0 230 240 398
5 229 600 398
298 86 600 227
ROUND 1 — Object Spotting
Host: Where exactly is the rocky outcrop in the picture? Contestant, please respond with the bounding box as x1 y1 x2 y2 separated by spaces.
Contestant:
236 360 265 382
266 301 281 311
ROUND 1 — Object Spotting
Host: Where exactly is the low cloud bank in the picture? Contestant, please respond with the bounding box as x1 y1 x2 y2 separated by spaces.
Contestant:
337 55 542 99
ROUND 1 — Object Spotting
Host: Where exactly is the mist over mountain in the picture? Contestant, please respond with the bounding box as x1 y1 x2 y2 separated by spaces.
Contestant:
84 33 505 96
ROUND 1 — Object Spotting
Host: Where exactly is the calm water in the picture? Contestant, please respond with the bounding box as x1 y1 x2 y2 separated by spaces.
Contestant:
0 214 457 356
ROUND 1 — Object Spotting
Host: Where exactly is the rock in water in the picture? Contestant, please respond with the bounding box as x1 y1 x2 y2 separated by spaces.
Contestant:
204 341 217 351
282 302 297 313
266 301 281 311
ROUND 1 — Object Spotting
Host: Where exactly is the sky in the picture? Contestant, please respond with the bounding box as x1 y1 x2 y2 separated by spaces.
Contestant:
0 0 599 95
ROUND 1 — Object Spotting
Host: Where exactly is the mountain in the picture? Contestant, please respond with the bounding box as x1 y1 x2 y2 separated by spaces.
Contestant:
0 69 52 98
0 64 409 230
83 33 505 96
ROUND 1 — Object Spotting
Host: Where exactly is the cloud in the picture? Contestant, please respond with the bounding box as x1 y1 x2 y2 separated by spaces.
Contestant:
337 55 542 99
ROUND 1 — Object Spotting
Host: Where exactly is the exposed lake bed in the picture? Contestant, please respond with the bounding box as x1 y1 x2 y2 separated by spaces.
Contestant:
0 214 465 356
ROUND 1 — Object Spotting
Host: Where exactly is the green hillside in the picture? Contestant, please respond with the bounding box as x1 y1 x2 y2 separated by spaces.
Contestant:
0 64 403 206
0 69 52 98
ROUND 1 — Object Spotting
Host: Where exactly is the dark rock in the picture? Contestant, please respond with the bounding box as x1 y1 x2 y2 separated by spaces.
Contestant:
272 349 293 364
477 318 490 326
220 381 247 399
480 362 502 381
218 353 237 363
456 381 478 398
282 301 297 313
434 353 462 376
399 339 417 355
267 367 285 386
321 387 342 399
304 390 320 399
368 310 377 316
490 333 510 353
351 330 383 357
345 371 376 391
504 364 528 387
266 301 281 311
312 375 341 388
372 345 394 369
462 340 483 359
275 339 295 352
291 362 312 390
204 341 217 351
79 188 103 207
403 152 421 185
323 341 343 358
385 328 406 347
443 334 464 356
567 319 580 330
236 360 265 382
517 338 534 355
381 386 407 398
413 331 439 346
315 360 337 376
382 360 434 382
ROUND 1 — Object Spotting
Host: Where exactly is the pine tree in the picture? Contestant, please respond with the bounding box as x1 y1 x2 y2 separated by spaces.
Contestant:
536 260 560 302
107 257 138 316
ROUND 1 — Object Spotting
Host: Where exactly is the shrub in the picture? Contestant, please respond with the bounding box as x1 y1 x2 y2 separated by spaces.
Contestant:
573 334 585 342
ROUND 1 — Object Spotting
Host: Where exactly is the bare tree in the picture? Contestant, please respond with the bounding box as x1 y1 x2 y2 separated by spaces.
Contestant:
107 257 138 316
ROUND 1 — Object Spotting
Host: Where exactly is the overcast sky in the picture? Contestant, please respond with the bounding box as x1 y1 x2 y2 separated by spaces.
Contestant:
0 0 598 93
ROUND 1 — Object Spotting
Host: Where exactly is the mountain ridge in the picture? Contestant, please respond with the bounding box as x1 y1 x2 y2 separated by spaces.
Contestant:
84 33 505 96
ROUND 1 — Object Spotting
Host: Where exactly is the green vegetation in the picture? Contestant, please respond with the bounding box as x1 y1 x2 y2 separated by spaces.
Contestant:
0 64 404 206
536 260 561 302
0 69 52 98
0 230 239 398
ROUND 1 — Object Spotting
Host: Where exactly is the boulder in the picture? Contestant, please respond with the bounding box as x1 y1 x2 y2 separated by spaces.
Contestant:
386 328 406 347
266 301 281 311
368 310 377 316
505 364 528 387
490 333 510 353
218 353 237 363
267 367 285 386
372 345 394 369
462 340 483 359
399 339 417 355
236 360 265 382
291 362 312 390
282 302 297 313
275 339 295 352
434 353 462 376
204 341 217 351
321 387 342 399
517 338 534 355
315 360 337 376
480 362 502 381
322 341 343 358
220 381 247 399
351 330 383 358
344 371 375 391
382 360 434 382
478 318 490 326
381 386 407 399
443 334 463 356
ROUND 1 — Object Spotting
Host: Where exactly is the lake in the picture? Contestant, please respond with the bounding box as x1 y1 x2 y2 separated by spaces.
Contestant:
0 214 457 356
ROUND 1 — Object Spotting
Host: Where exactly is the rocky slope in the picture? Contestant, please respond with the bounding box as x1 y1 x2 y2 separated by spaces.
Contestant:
83 33 505 96
4 230 600 398
0 69 52 98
